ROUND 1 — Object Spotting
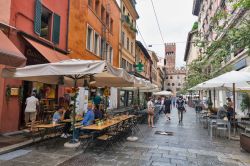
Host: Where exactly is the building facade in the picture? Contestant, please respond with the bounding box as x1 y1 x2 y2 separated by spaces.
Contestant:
0 0 69 132
148 50 159 86
192 0 250 111
68 0 120 67
164 43 186 96
184 30 200 73
119 0 139 71
135 40 152 81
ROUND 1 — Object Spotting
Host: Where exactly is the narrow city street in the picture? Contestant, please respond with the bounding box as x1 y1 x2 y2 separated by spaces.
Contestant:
0 107 249 166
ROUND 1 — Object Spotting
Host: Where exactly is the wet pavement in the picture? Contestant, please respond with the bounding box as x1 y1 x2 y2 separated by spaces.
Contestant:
0 106 249 166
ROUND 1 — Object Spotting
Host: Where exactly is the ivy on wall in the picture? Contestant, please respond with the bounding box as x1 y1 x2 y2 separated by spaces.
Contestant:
184 0 250 92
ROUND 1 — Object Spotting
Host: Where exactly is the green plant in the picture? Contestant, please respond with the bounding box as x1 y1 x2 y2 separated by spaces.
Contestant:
192 22 198 31
5 85 11 103
241 93 250 112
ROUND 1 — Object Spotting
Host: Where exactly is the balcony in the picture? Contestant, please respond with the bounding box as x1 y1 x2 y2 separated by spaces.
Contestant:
122 15 137 36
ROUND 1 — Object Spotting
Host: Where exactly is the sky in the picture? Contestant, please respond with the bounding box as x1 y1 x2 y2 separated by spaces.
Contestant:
135 0 197 67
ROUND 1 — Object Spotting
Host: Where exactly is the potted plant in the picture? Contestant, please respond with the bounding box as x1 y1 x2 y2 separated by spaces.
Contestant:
240 93 250 114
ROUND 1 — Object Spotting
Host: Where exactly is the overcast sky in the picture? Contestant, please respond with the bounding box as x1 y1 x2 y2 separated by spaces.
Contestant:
135 0 197 67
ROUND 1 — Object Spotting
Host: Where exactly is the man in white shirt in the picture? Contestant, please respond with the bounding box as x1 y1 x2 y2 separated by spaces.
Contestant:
25 93 39 126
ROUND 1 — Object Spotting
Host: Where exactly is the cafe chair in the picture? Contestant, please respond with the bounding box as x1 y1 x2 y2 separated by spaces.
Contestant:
78 134 93 152
215 119 228 138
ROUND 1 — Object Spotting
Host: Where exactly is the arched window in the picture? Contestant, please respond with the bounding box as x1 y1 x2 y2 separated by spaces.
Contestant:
172 83 175 86
170 76 173 79
167 83 170 86
178 83 181 86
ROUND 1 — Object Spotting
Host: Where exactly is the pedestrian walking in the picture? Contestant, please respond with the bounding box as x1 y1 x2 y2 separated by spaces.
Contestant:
159 97 165 115
176 96 185 124
164 97 172 121
24 93 39 130
147 97 155 128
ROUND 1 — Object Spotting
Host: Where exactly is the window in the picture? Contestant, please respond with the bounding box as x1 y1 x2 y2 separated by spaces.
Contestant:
40 6 52 40
106 13 109 26
170 76 173 79
101 6 105 22
131 42 134 55
123 6 125 13
105 43 109 60
109 46 113 64
128 63 132 72
95 0 100 15
178 83 181 86
127 37 129 50
94 33 100 55
167 83 170 86
88 0 93 8
172 83 175 86
128 91 134 106
119 90 125 107
100 39 105 59
177 76 180 79
87 26 93 51
122 58 126 69
110 18 113 33
121 32 125 46
166 76 168 79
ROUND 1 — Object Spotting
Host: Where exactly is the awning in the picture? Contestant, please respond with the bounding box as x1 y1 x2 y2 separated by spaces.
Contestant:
0 30 26 67
23 37 69 63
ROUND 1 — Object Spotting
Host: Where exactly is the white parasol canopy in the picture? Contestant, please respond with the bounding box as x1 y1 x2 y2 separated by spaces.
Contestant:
190 71 250 90
2 59 134 87
153 90 173 96
1 59 135 143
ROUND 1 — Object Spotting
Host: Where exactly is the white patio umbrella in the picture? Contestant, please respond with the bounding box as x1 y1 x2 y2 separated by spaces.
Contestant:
2 59 134 143
153 90 173 96
190 70 250 134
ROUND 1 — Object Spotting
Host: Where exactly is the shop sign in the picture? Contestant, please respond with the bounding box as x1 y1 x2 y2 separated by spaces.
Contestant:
25 47 47 65
104 87 110 97
135 62 144 73
234 58 247 71
10 88 19 96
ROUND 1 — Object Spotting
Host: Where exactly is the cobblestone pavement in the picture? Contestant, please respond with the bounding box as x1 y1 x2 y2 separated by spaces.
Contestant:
0 106 249 166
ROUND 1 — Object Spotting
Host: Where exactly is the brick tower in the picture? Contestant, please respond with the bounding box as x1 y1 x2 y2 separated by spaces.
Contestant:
165 43 176 71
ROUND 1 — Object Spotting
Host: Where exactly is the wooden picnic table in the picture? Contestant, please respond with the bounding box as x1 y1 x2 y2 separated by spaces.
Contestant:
34 123 64 140
81 115 135 131
35 123 63 128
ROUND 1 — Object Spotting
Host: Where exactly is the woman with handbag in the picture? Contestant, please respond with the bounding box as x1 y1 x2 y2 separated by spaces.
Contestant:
147 97 155 128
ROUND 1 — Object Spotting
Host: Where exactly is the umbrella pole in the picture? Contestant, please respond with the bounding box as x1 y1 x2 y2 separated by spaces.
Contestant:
233 83 236 136
138 88 140 106
213 88 216 110
72 78 77 143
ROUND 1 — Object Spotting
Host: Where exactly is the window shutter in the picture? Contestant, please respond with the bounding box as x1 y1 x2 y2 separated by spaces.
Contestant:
52 13 61 44
34 0 42 35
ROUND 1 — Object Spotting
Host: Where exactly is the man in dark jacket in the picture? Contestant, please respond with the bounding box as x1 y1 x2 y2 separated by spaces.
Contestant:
176 96 185 124
164 97 172 121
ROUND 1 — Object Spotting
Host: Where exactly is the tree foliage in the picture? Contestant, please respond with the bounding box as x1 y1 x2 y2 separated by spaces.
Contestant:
184 0 250 91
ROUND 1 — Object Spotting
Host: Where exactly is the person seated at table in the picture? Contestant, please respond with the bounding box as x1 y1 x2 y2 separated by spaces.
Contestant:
52 106 66 123
99 104 106 117
74 103 95 141
93 104 103 120
61 104 73 138
81 103 95 126
217 105 228 119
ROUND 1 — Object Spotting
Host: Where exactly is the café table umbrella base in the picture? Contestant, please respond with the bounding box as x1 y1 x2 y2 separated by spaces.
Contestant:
230 135 240 141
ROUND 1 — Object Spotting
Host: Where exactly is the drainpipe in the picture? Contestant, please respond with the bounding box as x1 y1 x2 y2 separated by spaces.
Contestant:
66 0 70 53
